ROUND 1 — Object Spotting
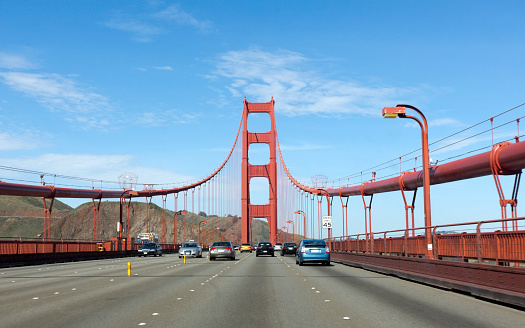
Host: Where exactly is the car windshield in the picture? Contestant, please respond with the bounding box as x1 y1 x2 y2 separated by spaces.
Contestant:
258 243 271 247
143 243 156 247
182 243 198 248
284 243 296 247
212 242 231 247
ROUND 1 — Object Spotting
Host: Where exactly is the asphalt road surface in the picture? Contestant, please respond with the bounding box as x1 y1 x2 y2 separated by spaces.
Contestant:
1 252 524 327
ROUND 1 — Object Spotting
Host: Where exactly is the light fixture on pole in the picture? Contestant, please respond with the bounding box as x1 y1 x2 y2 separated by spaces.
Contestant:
294 210 307 239
382 104 433 259
198 221 208 246
286 220 295 243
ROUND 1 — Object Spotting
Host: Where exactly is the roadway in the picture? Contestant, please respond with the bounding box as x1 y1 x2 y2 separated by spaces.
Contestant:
1 252 523 327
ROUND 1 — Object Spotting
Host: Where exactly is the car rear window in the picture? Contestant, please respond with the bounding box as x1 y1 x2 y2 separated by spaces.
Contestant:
303 240 326 247
213 242 231 247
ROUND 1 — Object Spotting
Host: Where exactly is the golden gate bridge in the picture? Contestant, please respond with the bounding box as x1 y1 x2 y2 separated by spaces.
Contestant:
1 98 524 307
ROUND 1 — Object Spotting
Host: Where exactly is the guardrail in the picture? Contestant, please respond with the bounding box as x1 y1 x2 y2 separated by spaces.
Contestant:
0 237 179 255
330 217 525 266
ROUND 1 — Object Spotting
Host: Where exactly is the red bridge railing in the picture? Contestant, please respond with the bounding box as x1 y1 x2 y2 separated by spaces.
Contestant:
330 217 525 266
0 237 178 255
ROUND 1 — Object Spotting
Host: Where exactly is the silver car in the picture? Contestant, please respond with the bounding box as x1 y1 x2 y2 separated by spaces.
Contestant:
209 241 236 261
178 242 202 258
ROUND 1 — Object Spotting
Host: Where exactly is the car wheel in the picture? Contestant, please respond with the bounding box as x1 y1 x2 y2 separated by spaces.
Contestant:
299 259 304 266
295 257 298 264
231 256 235 261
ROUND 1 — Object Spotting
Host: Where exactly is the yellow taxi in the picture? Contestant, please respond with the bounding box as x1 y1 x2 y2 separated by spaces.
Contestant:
240 243 252 253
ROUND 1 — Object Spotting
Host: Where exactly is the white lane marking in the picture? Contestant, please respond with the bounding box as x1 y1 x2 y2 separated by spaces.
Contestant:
54 292 59 295
152 313 159 316
343 317 350 320
316 291 320 293
311 287 315 290
138 323 146 326
190 290 195 292
72 288 77 291
110 279 114 282
177 298 182 300
325 300 330 302
33 297 39 300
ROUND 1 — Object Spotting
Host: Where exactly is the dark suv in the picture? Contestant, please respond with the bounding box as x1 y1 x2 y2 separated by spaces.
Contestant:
280 242 297 256
256 242 274 257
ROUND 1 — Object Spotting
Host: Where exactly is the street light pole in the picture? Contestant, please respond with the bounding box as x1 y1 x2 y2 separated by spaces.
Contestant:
173 210 186 245
294 210 307 239
282 226 288 243
382 104 433 259
286 220 295 243
198 221 208 246
212 227 219 242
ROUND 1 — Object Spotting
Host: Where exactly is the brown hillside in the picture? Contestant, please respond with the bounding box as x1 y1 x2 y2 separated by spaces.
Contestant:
0 195 270 243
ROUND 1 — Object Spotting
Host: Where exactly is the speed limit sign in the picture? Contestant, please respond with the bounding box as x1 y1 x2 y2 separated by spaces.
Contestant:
322 216 332 229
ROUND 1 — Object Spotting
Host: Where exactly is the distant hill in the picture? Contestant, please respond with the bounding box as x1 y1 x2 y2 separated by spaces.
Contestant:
0 195 269 244
0 195 72 238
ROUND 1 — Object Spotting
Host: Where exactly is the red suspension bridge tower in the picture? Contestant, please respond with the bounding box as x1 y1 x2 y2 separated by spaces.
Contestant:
241 97 278 244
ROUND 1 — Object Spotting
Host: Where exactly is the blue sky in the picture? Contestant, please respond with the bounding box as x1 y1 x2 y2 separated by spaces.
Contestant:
1 1 524 235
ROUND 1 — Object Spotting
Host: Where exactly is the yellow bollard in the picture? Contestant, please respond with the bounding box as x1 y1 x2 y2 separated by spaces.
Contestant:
184 255 186 264
128 262 131 276
207 251 209 259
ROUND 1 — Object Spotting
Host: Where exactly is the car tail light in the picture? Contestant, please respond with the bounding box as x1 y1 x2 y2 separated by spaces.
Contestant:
257 246 261 249
269 247 273 249
325 247 330 253
210 247 217 253
300 246 305 253
226 247 232 251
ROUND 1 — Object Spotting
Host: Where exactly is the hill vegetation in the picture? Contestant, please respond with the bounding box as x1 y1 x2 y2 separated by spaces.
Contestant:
0 195 268 244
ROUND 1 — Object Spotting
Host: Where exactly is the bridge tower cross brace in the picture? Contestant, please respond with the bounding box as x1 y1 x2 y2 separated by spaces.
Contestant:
241 97 278 244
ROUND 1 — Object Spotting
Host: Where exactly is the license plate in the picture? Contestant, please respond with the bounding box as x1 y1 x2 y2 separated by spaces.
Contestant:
143 251 148 254
219 249 225 253
311 249 321 253
263 250 267 253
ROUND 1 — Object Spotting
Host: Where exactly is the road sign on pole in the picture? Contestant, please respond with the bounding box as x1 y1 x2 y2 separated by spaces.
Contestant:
322 216 332 229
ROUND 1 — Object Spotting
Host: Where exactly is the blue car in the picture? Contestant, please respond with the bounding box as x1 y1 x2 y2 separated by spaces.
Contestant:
295 239 330 266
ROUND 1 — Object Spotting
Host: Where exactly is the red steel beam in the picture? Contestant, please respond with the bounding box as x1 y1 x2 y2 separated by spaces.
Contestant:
329 141 525 197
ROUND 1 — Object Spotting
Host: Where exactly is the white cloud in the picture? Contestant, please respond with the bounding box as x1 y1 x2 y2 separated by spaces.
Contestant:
0 72 113 129
134 109 198 127
279 142 333 151
0 153 195 189
0 52 37 69
213 48 420 117
104 17 162 42
104 4 214 41
430 118 463 127
154 4 213 33
152 66 173 71
0 131 43 151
